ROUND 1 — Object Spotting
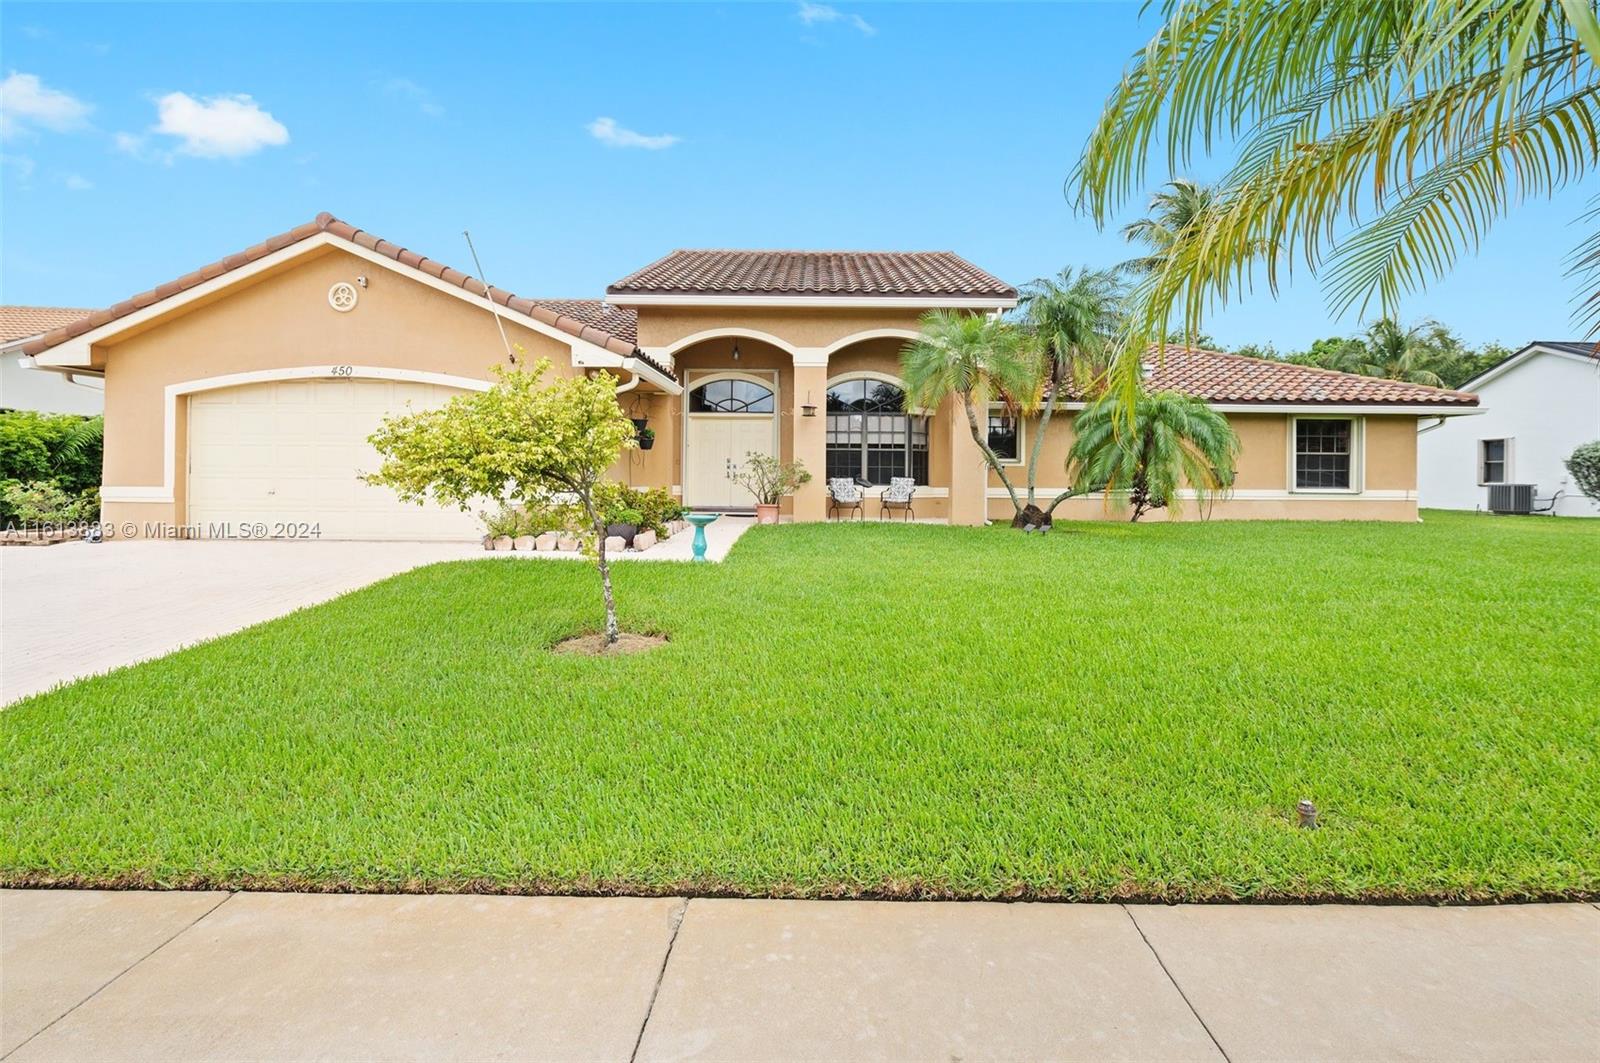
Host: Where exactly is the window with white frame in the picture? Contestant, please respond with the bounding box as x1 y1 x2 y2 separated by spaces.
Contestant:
1293 418 1356 490
825 379 929 485
987 410 1021 462
1480 438 1509 484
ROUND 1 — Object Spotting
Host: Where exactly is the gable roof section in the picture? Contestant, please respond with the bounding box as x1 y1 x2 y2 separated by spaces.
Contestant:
1047 347 1478 407
1458 339 1600 392
16 213 673 381
1 306 96 345
608 249 1018 301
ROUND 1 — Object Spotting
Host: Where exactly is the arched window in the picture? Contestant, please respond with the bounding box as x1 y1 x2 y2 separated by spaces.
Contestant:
825 378 929 485
688 378 775 414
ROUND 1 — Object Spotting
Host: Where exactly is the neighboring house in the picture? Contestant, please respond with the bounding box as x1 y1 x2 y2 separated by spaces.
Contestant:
16 213 1482 540
1418 341 1600 517
1 306 102 415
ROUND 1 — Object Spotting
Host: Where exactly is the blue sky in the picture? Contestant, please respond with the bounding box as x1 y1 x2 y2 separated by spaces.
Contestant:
3 2 1594 351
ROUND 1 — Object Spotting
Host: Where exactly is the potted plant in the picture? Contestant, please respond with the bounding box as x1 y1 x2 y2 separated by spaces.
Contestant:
605 506 644 547
732 454 812 525
637 426 656 451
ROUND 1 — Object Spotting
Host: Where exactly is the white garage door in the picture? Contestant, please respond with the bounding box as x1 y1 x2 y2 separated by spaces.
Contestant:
187 377 484 541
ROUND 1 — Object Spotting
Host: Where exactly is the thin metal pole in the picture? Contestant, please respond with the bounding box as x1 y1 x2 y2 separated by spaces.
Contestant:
463 229 516 364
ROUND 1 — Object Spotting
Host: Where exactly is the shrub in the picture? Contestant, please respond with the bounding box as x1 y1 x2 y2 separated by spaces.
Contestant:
480 502 523 539
0 412 102 525
2 480 94 527
1566 441 1600 500
594 483 683 535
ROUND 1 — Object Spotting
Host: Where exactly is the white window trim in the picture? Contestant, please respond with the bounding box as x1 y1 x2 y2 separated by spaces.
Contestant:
1287 414 1365 494
984 403 1025 466
823 371 931 485
1477 437 1514 486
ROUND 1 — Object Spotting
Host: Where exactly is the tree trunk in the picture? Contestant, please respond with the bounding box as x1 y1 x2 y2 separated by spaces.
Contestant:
580 490 620 645
962 392 1021 517
1025 361 1064 509
595 520 619 644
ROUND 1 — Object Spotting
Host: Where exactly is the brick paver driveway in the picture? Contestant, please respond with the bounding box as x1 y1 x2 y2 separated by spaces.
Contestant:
1 540 479 705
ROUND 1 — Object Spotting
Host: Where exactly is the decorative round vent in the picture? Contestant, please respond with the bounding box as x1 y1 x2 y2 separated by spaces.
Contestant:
328 282 359 312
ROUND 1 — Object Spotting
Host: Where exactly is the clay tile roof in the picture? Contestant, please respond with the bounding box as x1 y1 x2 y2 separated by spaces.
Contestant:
607 249 1018 300
16 214 673 381
1052 346 1478 407
0 306 97 345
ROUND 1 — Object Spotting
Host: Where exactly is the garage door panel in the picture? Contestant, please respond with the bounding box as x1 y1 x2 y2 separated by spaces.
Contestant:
187 377 482 541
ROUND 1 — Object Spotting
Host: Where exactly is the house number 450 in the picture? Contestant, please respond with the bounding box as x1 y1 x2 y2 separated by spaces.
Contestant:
330 365 354 377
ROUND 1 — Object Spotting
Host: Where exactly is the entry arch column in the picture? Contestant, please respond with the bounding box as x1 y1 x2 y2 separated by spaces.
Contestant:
791 348 829 522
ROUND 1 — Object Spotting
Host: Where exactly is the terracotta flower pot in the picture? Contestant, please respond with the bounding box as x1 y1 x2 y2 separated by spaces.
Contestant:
755 503 780 525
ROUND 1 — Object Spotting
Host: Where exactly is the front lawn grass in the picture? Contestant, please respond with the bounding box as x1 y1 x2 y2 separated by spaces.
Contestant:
3 510 1596 901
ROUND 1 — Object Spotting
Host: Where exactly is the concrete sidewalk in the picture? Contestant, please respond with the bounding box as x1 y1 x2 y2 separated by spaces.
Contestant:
2 891 1595 1062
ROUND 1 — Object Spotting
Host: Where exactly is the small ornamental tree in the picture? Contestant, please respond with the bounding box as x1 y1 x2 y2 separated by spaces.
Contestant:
366 357 637 645
1566 440 1600 501
1068 391 1239 522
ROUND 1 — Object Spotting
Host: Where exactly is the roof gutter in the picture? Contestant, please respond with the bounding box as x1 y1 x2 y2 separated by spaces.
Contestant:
16 354 106 391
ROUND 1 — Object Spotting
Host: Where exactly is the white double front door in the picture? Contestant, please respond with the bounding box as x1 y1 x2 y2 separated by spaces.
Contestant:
684 415 776 509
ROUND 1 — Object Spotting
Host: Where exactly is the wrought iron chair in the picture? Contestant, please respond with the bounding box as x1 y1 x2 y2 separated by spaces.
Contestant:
879 477 916 521
827 477 864 521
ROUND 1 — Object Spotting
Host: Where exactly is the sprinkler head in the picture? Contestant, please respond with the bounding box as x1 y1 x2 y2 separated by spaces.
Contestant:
1296 799 1319 829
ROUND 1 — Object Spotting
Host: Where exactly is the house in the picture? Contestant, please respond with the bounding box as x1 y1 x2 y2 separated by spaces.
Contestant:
1 306 102 415
1417 341 1600 517
17 213 1482 540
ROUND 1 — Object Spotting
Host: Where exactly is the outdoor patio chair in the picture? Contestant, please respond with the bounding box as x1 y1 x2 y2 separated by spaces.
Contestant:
827 477 864 521
879 477 916 521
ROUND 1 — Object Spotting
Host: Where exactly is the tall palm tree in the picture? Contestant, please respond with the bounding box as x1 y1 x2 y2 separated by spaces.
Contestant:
1073 2 1600 401
1333 318 1447 386
1068 391 1239 522
901 310 1036 518
1119 179 1218 276
1014 267 1127 516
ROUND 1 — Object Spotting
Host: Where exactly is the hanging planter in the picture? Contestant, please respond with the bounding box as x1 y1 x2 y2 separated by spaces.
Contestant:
637 426 656 451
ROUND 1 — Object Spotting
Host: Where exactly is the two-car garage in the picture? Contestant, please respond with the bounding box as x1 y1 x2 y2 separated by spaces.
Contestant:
186 377 483 541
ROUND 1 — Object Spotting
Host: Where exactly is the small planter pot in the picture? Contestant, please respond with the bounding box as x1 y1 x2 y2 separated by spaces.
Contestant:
512 534 536 551
605 522 638 547
638 434 655 451
491 535 514 551
630 418 649 432
755 503 780 525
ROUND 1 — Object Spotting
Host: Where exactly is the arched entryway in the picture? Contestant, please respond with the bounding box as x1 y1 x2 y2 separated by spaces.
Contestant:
682 370 779 509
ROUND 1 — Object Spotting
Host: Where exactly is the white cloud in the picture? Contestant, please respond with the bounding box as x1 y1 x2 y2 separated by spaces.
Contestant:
1 152 36 184
0 73 92 139
112 131 144 154
797 1 875 35
377 77 443 117
587 116 680 150
62 172 92 190
151 92 289 158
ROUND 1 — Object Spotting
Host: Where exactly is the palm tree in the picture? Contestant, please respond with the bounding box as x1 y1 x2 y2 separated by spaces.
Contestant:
1067 391 1239 522
1014 267 1127 519
1073 2 1600 398
900 310 1037 519
1119 179 1218 276
1333 318 1447 386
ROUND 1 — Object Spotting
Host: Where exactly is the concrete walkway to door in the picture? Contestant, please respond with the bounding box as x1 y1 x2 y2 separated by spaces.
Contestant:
2 890 1595 1061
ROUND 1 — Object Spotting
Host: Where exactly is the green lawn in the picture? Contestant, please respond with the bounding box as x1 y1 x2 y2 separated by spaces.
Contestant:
3 511 1596 901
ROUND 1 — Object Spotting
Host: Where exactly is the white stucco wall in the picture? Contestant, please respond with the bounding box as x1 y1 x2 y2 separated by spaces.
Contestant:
1417 347 1600 517
0 352 104 415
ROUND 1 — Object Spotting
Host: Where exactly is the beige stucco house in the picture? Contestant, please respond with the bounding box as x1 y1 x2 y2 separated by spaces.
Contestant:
17 213 1481 539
